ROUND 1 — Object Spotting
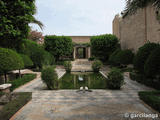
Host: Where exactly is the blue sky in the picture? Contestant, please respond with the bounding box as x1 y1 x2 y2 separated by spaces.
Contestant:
30 0 126 36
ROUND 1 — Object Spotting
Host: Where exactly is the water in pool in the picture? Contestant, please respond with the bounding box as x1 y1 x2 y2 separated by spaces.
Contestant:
58 72 107 89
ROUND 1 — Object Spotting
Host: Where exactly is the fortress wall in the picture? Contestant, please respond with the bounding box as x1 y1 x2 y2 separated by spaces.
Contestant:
113 5 160 52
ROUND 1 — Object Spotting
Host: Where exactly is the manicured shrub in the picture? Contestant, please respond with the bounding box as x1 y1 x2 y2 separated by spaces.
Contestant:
44 35 73 61
109 49 121 66
41 66 58 90
107 68 124 89
9 74 36 91
88 56 96 61
92 60 103 72
116 49 134 65
43 51 55 66
64 61 72 72
0 92 32 120
20 54 33 68
22 40 53 70
134 43 159 73
144 47 160 78
0 48 24 82
139 91 160 112
91 34 119 61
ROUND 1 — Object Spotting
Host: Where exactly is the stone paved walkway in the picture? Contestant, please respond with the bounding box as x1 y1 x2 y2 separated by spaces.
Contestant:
11 69 160 120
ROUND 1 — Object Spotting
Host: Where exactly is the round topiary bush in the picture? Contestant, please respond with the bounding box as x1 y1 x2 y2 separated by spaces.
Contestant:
64 61 72 72
134 43 159 73
92 60 103 72
20 54 33 68
107 68 124 89
144 46 160 78
0 48 24 82
41 66 58 90
116 49 134 65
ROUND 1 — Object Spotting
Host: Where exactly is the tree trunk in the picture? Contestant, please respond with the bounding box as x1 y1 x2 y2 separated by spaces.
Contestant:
19 69 21 78
4 73 7 83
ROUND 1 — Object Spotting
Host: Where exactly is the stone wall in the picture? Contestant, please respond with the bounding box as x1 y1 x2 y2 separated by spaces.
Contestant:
69 36 91 43
113 5 160 52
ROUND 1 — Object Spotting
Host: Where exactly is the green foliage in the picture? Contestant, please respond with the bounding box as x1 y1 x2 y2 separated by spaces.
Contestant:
92 60 103 72
44 35 73 61
88 56 96 61
9 74 36 91
109 49 134 65
129 72 160 90
109 49 121 66
0 91 4 97
107 68 124 89
0 48 24 74
0 92 32 120
116 49 134 65
20 54 33 68
134 43 159 73
41 66 58 90
144 47 160 78
91 34 119 61
139 91 160 112
64 61 72 72
21 40 54 69
0 0 36 50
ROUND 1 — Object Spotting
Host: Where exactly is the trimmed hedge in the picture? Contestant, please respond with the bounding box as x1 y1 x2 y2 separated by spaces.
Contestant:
91 34 119 61
20 54 33 68
41 66 58 90
134 43 159 73
144 47 160 78
92 60 103 72
139 91 160 112
44 35 73 61
107 68 124 89
109 49 121 66
0 92 32 120
129 72 160 90
64 61 72 73
9 74 36 91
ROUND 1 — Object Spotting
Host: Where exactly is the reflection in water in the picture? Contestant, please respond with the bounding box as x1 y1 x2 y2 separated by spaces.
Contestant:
58 72 107 89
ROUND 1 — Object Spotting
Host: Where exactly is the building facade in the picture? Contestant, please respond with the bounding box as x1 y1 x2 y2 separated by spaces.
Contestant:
113 5 160 52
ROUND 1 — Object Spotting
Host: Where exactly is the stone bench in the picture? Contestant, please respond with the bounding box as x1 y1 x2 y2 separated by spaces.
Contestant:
0 84 12 93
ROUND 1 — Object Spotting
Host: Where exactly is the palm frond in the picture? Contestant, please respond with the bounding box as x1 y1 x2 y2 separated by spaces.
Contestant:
31 17 44 30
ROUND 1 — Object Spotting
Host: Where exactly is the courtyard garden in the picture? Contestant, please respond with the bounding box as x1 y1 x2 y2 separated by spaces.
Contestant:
0 0 160 120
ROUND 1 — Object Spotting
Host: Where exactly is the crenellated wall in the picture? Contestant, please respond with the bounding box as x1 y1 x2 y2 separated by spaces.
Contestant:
113 5 160 52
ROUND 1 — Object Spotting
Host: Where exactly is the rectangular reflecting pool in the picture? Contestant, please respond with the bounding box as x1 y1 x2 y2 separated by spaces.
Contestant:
58 72 107 89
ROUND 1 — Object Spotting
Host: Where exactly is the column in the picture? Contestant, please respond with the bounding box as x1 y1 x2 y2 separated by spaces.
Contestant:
88 47 91 58
73 47 76 59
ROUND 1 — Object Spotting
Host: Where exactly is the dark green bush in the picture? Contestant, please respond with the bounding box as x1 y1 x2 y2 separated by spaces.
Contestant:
41 66 58 90
64 61 72 72
109 49 121 66
107 68 124 89
144 47 160 78
44 35 73 61
0 48 24 82
20 54 33 68
91 34 119 61
134 43 159 73
92 60 103 72
9 74 36 91
0 92 32 120
139 91 160 112
129 72 160 90
22 40 54 70
116 49 134 65
88 56 95 61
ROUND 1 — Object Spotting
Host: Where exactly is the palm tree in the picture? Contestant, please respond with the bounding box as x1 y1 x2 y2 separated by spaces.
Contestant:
124 0 160 17
31 17 44 30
